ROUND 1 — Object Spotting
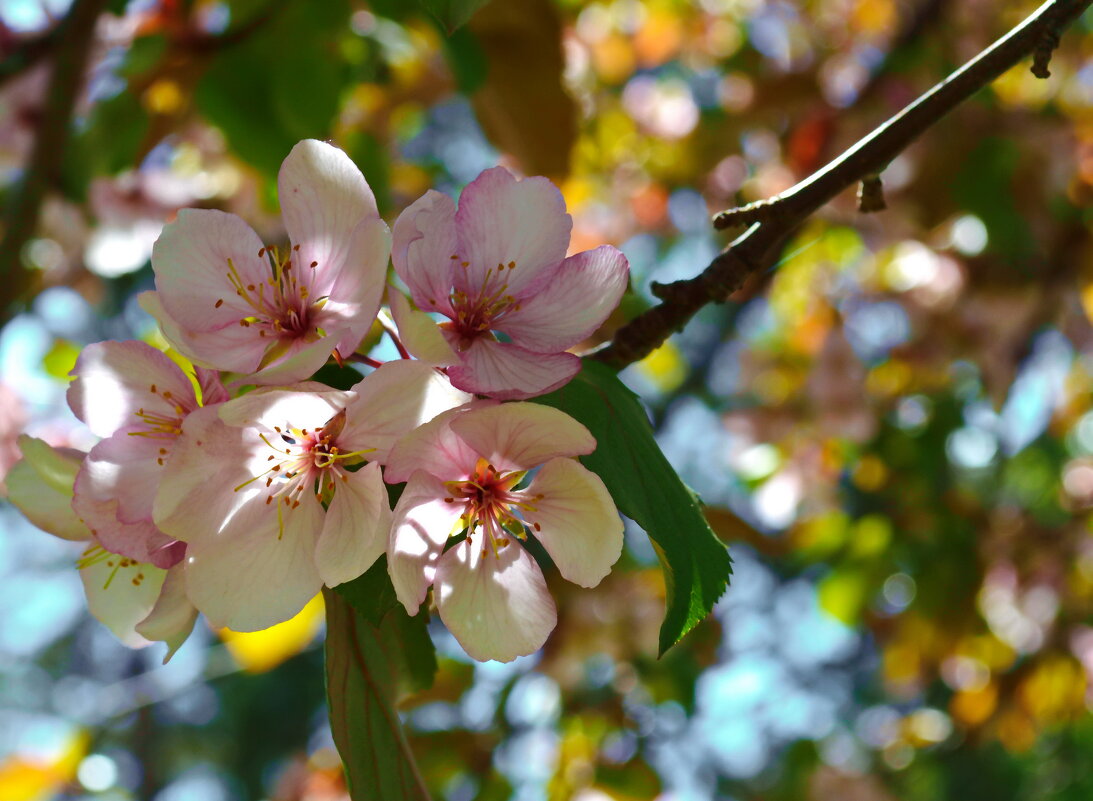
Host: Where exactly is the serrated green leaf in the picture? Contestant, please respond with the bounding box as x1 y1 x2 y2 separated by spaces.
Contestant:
534 361 731 655
417 0 492 32
325 559 436 801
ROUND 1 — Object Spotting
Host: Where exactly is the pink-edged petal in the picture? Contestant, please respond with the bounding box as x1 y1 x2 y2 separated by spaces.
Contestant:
391 189 458 315
80 557 167 647
138 292 266 374
135 564 198 663
152 208 270 332
522 457 622 588
307 214 389 328
501 245 629 352
183 492 324 631
74 464 182 568
79 430 165 524
434 537 557 663
7 438 89 541
388 471 464 614
454 167 571 298
447 338 579 400
341 360 472 463
238 334 345 387
315 462 389 587
68 340 195 437
154 406 263 546
217 384 351 431
195 365 229 405
278 140 379 295
450 402 596 472
384 402 496 485
388 286 458 366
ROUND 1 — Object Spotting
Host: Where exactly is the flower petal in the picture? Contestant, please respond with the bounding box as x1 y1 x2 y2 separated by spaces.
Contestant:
388 471 464 614
388 286 459 366
217 384 351 432
454 167 571 298
307 214 390 333
449 402 596 472
238 334 347 387
384 402 495 485
73 463 183 568
78 429 165 524
7 439 89 541
435 537 557 663
152 208 270 333
184 492 324 631
68 340 196 437
341 360 472 463
522 457 622 588
315 462 389 587
447 338 579 400
135 564 198 663
501 245 629 352
278 139 379 296
80 557 167 647
391 189 458 315
140 291 268 374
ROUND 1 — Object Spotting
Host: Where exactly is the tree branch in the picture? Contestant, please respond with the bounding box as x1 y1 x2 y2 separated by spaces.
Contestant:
0 0 109 318
593 0 1091 371
0 26 61 88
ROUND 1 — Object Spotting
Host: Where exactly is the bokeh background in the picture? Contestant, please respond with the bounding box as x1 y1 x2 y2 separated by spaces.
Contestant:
2 0 1093 799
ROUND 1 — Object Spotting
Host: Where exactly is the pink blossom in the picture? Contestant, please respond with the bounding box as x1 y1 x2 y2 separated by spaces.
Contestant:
391 167 629 400
144 139 390 385
7 436 196 659
386 402 624 662
155 361 469 632
67 340 227 568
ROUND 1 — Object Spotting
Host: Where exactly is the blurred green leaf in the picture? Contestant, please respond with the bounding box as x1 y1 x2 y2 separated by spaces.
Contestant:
533 361 731 655
325 559 436 800
417 0 492 32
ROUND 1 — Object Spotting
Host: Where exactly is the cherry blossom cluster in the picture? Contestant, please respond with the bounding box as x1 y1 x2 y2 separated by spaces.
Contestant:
9 140 629 663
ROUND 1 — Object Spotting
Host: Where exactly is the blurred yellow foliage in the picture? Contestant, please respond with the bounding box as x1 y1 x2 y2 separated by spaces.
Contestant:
637 341 687 393
220 594 325 673
0 731 87 801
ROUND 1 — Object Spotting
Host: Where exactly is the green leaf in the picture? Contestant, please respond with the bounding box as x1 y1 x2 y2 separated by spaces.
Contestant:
416 0 492 32
325 559 436 801
534 361 731 655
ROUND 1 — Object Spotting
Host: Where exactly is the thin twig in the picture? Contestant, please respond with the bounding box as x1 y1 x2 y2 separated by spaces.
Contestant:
594 0 1091 370
0 0 109 318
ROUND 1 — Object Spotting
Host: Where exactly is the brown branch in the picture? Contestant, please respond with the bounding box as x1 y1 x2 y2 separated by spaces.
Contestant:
0 26 61 88
594 0 1091 371
0 0 109 319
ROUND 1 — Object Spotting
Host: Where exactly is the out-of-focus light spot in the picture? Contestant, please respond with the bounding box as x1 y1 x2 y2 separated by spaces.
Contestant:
734 443 779 481
882 573 916 610
635 341 687 393
882 742 914 770
999 329 1072 455
77 754 117 792
85 222 161 278
752 469 800 529
946 426 998 470
710 154 748 196
33 287 91 339
885 241 939 292
23 239 63 272
505 673 561 727
941 655 990 691
855 706 900 749
718 73 755 112
350 9 376 34
219 594 323 673
819 728 868 772
894 395 932 432
950 683 999 726
1072 411 1093 453
907 708 952 744
950 214 988 256
143 79 183 114
153 764 232 801
851 454 887 491
843 300 911 361
1063 459 1093 504
819 52 868 107
621 76 699 140
668 189 708 234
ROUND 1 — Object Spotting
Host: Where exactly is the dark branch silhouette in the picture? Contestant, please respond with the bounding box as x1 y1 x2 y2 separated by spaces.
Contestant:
593 0 1092 371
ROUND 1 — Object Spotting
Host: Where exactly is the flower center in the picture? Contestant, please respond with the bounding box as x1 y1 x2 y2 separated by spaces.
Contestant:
217 244 328 342
444 257 521 348
233 408 373 537
443 457 542 558
128 383 195 464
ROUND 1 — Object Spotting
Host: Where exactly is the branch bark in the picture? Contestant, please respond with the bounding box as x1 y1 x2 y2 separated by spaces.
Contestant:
593 0 1091 371
0 0 109 318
